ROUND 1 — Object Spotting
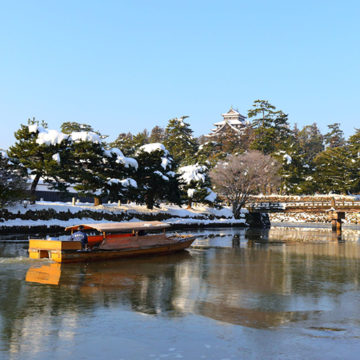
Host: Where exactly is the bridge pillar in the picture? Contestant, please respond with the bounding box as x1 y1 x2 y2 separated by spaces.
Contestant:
329 211 345 233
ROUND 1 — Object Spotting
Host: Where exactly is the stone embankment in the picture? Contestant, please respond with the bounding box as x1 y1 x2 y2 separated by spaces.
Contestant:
0 202 270 235
269 212 360 224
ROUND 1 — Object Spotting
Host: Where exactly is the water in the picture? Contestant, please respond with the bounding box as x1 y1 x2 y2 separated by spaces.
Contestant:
1 226 360 359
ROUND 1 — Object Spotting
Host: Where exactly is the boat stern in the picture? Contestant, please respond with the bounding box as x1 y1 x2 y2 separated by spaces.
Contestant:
28 239 81 262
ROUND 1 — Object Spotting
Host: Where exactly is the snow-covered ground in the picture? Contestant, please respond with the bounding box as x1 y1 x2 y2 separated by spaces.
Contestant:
1 201 247 228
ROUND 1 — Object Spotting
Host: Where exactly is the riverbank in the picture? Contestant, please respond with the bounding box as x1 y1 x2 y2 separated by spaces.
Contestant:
0 201 270 234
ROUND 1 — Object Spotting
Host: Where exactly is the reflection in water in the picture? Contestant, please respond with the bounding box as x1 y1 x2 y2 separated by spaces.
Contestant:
246 226 360 244
2 226 360 358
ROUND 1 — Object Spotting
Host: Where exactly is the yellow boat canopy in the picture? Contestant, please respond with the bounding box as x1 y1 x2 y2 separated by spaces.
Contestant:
65 221 171 233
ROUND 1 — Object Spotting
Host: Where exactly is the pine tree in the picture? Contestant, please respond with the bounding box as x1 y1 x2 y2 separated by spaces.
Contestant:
248 100 292 154
61 122 95 134
134 143 181 209
132 130 149 149
0 152 28 207
211 126 253 155
313 146 353 194
164 116 198 165
297 123 324 164
97 148 138 203
324 123 345 148
149 126 165 143
195 140 225 166
111 130 149 156
346 129 360 193
8 119 71 200
110 132 135 156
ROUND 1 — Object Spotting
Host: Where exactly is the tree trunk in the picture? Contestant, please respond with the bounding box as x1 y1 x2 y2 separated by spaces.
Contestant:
94 197 102 206
186 198 192 209
232 202 241 219
30 173 41 203
145 195 154 210
232 198 247 219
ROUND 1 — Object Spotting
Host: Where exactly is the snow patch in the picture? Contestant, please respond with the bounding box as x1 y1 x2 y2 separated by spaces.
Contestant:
178 164 207 184
205 188 217 202
36 129 69 146
70 131 101 143
139 143 168 154
52 153 61 163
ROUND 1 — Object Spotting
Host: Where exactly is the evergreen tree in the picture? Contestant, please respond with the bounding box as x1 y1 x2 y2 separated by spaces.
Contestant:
8 119 71 199
178 164 217 208
195 140 225 166
248 100 292 154
346 128 360 193
134 143 181 209
164 116 198 165
111 130 149 156
212 125 253 155
61 122 95 134
68 136 138 202
0 152 28 207
324 123 345 148
313 146 353 193
97 149 138 203
149 126 165 143
297 123 324 164
61 121 106 138
110 132 135 156
132 129 149 149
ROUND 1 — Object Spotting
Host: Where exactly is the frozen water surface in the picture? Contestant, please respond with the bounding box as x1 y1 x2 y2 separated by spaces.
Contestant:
1 226 360 359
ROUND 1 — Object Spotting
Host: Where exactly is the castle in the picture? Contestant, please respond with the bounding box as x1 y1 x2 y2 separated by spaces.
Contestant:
207 107 250 137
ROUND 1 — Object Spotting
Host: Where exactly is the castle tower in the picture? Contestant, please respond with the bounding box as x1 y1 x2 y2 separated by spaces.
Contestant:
207 107 248 137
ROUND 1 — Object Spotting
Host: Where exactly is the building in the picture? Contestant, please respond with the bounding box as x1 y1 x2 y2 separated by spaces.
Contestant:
207 107 249 138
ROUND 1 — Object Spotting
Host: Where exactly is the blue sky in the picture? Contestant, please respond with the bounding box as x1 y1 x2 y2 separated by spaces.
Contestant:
0 0 359 148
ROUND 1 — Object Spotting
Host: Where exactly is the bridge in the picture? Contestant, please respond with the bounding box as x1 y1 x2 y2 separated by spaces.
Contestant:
245 196 360 232
245 197 360 213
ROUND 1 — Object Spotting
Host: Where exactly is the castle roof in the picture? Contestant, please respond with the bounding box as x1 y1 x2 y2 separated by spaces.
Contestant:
221 107 246 120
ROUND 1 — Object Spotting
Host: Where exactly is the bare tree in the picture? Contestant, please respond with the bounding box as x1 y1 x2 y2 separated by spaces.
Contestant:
210 151 280 218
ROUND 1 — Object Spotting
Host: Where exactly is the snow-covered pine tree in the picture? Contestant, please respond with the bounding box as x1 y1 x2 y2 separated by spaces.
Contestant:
272 133 315 194
8 119 71 200
100 148 138 203
135 143 181 209
111 130 149 157
178 164 217 208
164 116 198 166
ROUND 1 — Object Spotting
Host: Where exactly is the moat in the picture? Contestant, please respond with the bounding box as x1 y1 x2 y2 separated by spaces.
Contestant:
1 225 360 359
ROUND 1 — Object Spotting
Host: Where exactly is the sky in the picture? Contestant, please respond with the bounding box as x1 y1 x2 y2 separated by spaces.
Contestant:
0 0 359 149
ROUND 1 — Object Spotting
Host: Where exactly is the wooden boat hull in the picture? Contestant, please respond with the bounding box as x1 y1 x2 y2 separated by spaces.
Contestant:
29 236 196 263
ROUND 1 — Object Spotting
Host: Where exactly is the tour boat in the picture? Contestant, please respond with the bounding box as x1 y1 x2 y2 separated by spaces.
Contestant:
28 221 196 263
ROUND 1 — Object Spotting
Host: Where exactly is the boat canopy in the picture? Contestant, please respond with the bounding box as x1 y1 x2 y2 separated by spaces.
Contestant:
65 221 171 233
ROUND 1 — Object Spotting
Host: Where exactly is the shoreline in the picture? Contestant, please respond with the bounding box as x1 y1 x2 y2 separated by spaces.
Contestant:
0 201 270 236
